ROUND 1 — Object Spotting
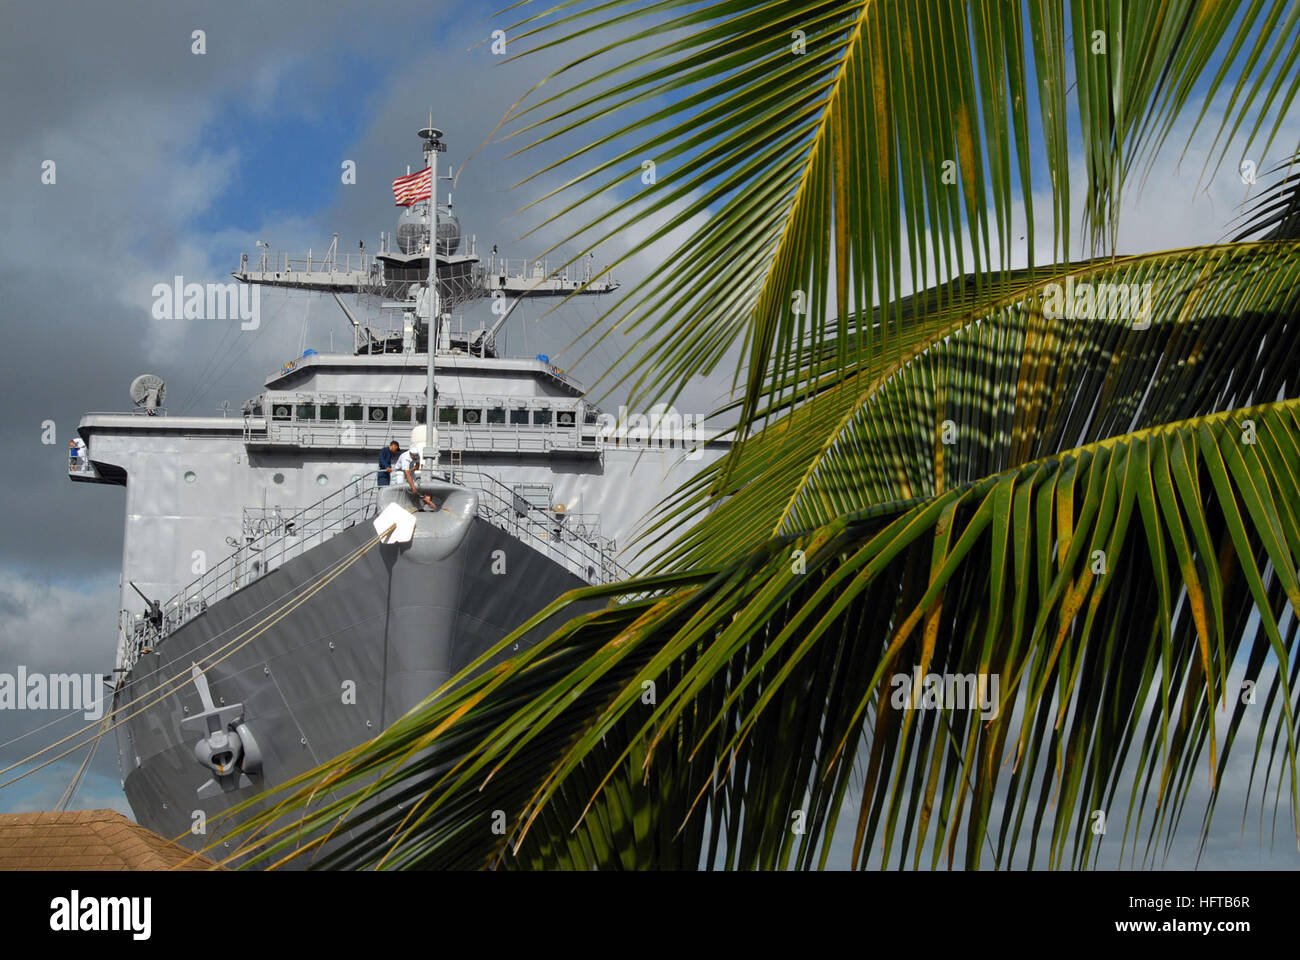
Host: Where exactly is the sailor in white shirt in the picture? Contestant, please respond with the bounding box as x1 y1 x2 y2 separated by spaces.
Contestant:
394 447 435 509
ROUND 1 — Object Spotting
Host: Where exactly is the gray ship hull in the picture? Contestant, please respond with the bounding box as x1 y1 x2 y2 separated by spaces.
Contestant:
115 510 591 862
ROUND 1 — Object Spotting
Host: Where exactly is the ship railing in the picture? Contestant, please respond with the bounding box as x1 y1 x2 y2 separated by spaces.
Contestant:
118 610 153 673
237 248 372 277
80 409 168 417
237 248 612 287
482 255 612 287
156 474 379 642
246 420 601 457
457 469 630 584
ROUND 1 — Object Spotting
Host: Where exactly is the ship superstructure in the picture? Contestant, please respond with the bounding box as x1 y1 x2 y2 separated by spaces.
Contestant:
68 128 728 856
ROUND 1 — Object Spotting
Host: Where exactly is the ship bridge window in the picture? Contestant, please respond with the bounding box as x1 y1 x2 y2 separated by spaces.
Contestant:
510 408 530 426
557 410 575 427
534 409 552 426
416 406 427 425
439 407 458 424
392 405 413 423
272 404 292 421
318 403 339 421
295 404 315 420
463 409 482 425
583 409 598 425
368 406 388 422
486 407 505 425
343 404 364 421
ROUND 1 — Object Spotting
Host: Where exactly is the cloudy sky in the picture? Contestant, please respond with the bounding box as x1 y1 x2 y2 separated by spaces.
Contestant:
0 0 1296 869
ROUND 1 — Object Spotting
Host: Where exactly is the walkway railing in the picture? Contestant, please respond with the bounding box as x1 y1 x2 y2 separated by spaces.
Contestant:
157 475 379 640
484 255 612 287
458 469 629 584
238 249 372 277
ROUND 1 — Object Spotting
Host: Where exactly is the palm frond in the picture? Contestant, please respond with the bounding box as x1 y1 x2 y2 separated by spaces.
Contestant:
210 242 1300 870
494 0 1300 442
642 242 1300 570
1233 152 1300 241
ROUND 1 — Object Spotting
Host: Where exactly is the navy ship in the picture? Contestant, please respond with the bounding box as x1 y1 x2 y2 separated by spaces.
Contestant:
67 127 728 857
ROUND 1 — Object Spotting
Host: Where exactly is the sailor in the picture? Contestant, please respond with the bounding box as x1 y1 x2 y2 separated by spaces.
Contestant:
377 440 400 486
68 437 84 469
394 446 435 509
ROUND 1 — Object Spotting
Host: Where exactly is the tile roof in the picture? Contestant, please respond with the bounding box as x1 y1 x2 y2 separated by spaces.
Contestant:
0 809 223 870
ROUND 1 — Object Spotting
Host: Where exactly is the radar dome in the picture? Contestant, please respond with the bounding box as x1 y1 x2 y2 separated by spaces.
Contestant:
395 206 426 255
395 203 460 255
435 205 460 255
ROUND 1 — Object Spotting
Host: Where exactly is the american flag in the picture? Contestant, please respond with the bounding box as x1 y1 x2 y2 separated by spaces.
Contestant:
392 166 432 207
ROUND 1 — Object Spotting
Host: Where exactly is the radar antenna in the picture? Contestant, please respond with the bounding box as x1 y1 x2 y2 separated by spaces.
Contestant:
129 374 166 410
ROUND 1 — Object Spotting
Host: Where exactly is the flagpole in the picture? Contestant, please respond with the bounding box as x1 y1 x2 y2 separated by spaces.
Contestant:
420 124 442 468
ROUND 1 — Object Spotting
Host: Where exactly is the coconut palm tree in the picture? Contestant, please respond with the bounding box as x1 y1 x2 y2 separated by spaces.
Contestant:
218 0 1300 869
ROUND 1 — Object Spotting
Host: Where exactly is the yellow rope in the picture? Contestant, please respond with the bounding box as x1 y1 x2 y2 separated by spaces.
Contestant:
0 527 393 790
55 710 112 810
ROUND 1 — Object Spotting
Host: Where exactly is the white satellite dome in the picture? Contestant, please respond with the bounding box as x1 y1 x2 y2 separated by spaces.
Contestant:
395 204 460 255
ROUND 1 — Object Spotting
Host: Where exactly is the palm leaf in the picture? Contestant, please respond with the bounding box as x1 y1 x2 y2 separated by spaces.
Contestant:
491 0 1300 445
641 242 1300 570
1233 152 1300 241
208 242 1300 869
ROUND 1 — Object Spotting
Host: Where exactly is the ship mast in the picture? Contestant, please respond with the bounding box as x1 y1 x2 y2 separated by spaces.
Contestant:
419 124 445 458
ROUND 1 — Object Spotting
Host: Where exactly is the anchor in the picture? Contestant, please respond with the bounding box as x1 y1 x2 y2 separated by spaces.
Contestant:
181 663 263 800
